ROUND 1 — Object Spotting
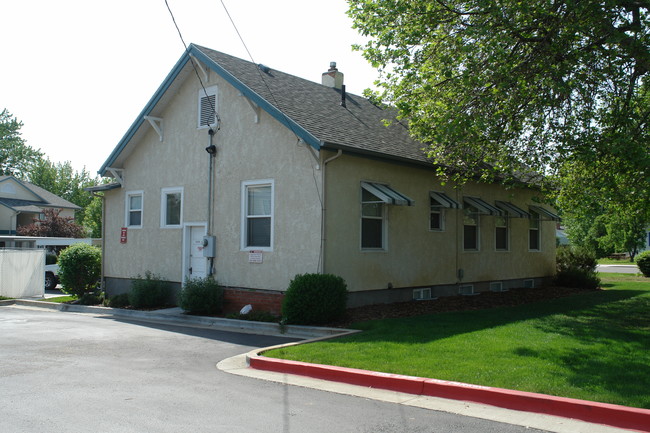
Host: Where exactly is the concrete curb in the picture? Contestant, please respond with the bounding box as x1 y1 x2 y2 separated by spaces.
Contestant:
2 299 355 339
248 353 650 432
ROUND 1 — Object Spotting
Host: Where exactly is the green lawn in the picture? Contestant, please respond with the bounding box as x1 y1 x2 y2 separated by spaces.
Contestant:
39 296 76 303
266 273 650 409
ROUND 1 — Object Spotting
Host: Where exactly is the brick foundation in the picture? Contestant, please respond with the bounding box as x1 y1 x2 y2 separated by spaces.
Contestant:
222 287 284 316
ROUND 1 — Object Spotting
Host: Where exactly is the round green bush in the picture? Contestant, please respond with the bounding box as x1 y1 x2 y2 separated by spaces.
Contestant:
636 251 650 277
178 277 223 314
554 246 600 289
57 243 101 297
129 271 171 308
282 273 348 325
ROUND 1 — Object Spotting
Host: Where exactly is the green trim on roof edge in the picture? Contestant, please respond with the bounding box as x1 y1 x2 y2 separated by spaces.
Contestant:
99 45 321 176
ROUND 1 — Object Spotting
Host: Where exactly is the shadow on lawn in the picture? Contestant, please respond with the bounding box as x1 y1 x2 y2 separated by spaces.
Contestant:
525 290 650 407
348 288 648 344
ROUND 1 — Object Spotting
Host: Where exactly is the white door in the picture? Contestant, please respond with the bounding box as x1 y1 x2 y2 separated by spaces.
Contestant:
185 225 207 280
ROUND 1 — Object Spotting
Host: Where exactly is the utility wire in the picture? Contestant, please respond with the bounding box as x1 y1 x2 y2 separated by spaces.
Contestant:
164 0 220 131
217 0 325 272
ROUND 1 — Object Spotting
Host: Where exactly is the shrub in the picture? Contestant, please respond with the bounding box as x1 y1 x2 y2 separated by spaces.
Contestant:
636 251 650 277
282 273 348 325
58 244 102 297
77 292 104 305
554 246 600 290
104 293 131 308
129 271 171 309
178 277 223 314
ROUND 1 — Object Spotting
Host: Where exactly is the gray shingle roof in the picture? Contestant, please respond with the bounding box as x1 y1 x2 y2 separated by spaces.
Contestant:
0 176 81 211
194 45 430 165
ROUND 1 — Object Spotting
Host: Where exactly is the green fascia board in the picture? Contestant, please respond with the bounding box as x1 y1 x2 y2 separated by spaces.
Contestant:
99 45 321 176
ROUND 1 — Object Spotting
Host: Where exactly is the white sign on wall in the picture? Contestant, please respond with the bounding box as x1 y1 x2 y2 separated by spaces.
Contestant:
248 250 263 264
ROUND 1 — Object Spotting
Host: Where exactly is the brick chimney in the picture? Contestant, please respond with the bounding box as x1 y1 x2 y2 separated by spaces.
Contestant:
322 62 344 89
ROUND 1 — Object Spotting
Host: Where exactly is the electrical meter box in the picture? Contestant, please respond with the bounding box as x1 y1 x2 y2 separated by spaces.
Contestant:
202 236 216 258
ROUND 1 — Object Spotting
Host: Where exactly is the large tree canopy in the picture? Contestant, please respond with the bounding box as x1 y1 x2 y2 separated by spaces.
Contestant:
0 108 42 178
348 0 649 183
349 0 650 252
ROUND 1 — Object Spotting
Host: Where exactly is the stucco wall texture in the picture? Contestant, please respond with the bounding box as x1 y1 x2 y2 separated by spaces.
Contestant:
102 67 556 304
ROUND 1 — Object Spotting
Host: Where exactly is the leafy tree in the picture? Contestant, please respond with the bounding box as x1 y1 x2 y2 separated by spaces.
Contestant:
16 208 86 238
0 109 42 178
348 0 650 233
349 0 649 177
83 195 103 238
28 158 99 224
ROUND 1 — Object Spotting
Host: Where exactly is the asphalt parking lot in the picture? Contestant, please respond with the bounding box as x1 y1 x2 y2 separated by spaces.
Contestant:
0 305 565 433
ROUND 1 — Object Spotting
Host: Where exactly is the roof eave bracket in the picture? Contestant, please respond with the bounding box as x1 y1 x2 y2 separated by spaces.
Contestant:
240 93 260 123
299 139 320 170
107 167 124 187
144 116 163 142
190 55 209 82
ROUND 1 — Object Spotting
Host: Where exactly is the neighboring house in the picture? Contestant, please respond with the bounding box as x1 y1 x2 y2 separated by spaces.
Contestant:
94 44 560 314
0 176 80 237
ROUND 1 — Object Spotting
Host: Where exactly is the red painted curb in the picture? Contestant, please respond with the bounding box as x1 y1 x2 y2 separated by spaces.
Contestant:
249 355 650 432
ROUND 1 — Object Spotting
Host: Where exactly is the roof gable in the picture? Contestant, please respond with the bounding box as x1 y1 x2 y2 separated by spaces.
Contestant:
0 175 81 211
99 44 429 176
0 176 42 201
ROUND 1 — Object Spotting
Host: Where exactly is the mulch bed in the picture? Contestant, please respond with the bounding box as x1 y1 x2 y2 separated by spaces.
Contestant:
328 285 598 328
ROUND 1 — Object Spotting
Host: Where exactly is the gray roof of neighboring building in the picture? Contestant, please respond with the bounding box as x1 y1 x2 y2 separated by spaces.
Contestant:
0 176 81 212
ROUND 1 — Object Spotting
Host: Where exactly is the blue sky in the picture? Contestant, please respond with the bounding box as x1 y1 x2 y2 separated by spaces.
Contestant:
1 0 378 176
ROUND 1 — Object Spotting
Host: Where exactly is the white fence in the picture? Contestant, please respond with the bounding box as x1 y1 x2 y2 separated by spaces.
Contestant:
0 249 45 298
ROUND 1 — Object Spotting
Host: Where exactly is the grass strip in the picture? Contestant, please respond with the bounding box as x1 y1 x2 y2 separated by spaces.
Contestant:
266 273 650 408
39 296 76 303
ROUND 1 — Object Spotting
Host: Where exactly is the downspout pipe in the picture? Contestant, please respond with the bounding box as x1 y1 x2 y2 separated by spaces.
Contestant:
320 149 343 273
206 128 217 277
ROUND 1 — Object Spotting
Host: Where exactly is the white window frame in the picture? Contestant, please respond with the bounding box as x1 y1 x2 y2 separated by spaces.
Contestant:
361 186 387 251
160 187 183 229
198 86 218 129
125 190 144 229
529 209 541 251
413 288 432 300
241 179 274 251
429 197 445 231
495 215 509 251
463 205 480 251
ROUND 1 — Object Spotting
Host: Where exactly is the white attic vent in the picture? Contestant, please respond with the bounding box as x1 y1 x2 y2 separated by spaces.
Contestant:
198 86 218 128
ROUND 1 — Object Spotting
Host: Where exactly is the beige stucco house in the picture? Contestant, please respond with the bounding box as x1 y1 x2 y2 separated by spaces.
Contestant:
94 44 560 313
0 175 80 237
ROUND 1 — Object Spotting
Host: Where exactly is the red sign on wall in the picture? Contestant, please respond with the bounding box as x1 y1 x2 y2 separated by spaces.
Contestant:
120 227 128 244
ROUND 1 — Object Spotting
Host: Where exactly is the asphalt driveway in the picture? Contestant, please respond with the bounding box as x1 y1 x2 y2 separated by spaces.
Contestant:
0 306 550 433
